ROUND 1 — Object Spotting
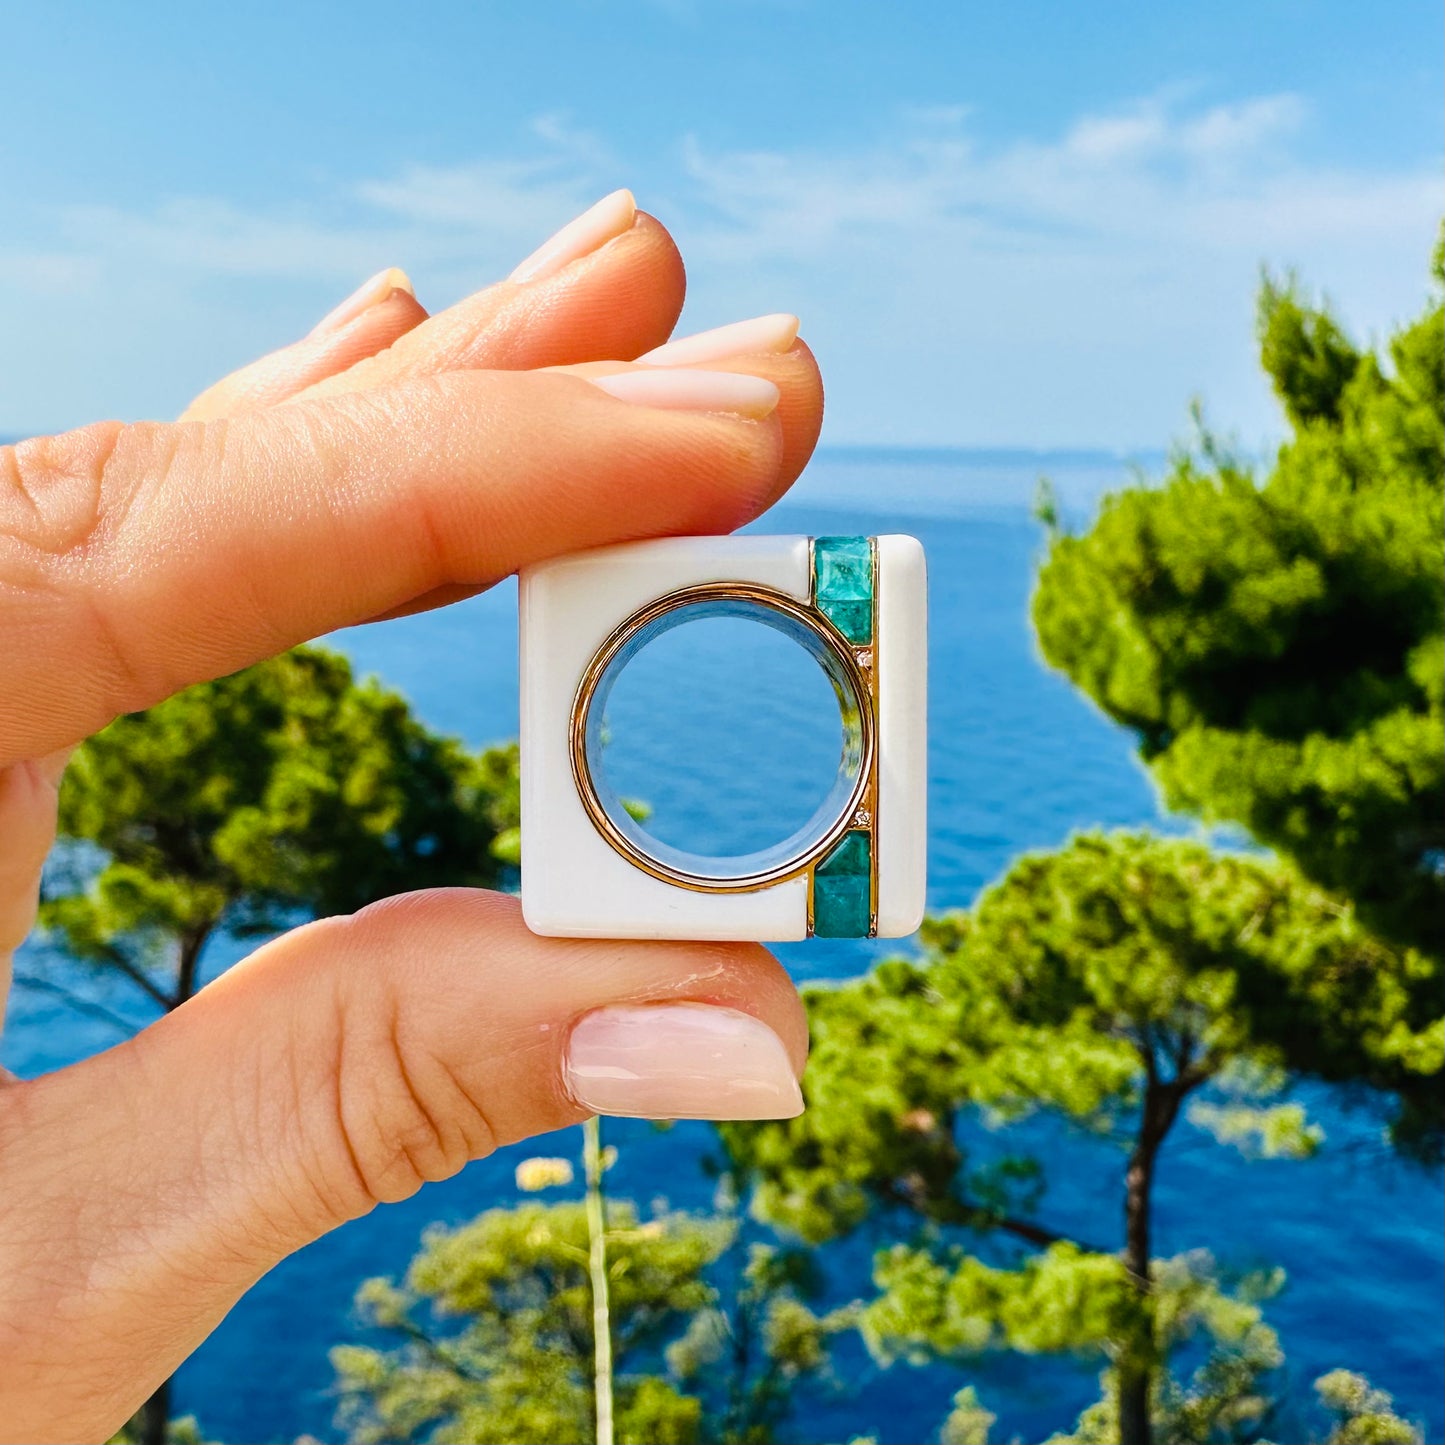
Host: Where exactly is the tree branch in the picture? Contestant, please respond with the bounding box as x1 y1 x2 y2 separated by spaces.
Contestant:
985 1207 1098 1251
92 946 175 1011
879 1181 1102 1253
384 1313 490 1386
1174 1027 1198 1081
174 920 215 1008
10 971 145 1037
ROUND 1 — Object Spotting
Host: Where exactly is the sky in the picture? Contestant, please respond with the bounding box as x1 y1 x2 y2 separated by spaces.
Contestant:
1 0 1439 448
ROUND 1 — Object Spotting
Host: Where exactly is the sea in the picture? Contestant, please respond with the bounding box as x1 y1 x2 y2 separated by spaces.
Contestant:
5 450 1442 1444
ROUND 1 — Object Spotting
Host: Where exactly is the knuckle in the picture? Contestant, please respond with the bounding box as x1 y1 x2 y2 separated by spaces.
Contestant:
0 422 128 561
311 919 499 1216
0 420 202 726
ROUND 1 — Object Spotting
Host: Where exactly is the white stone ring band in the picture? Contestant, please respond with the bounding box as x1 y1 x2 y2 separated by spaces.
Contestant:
519 534 927 943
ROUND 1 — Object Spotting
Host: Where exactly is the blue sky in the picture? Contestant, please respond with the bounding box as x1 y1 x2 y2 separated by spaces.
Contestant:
2 0 1439 447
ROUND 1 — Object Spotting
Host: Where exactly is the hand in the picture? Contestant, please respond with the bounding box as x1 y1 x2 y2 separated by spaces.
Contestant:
0 191 821 1441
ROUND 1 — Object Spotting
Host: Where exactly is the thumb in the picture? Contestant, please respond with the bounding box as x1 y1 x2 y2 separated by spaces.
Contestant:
0 891 806 1442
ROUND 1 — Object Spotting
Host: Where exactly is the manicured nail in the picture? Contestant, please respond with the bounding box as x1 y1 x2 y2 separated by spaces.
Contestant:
640 313 800 366
586 368 780 418
509 189 637 283
36 746 75 787
309 267 414 337
564 1003 804 1120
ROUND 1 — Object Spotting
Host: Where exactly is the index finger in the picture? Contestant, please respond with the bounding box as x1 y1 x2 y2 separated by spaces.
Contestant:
0 345 823 765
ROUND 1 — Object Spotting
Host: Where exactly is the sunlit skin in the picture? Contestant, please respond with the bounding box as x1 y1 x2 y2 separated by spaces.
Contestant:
0 196 822 1441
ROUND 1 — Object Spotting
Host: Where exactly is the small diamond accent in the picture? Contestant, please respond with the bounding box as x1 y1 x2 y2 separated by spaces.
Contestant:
853 808 872 827
855 649 873 669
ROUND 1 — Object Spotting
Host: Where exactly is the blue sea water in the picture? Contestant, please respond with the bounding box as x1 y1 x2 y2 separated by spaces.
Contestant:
4 451 1441 1443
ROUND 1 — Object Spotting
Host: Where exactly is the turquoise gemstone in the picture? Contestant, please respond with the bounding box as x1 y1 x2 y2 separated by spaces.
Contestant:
813 829 872 937
819 599 872 643
814 536 872 599
813 536 874 644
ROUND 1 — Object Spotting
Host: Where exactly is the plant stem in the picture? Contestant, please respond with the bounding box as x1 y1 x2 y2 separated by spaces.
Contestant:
583 1114 614 1445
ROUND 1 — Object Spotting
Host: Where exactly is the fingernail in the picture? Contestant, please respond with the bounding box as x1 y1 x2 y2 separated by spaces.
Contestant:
36 746 74 787
586 368 780 418
640 313 800 366
509 189 637 284
565 1003 804 1120
309 267 414 337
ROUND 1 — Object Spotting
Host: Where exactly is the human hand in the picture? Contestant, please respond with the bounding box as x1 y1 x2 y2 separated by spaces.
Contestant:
0 191 821 1441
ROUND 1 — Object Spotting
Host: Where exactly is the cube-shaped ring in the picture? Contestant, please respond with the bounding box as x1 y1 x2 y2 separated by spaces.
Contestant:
519 535 927 941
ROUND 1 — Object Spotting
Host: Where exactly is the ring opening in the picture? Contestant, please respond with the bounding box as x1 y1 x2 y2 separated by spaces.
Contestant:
581 598 866 883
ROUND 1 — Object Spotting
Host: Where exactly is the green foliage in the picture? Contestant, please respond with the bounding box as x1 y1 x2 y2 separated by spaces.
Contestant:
1047 1255 1285 1445
331 1179 846 1445
866 1241 1287 1445
474 739 523 869
1313 1370 1422 1445
1032 253 1444 966
727 833 1440 1243
726 832 1441 1441
1186 1071 1324 1160
666 1224 852 1444
865 1241 1142 1363
939 1387 996 1445
40 646 517 1007
719 255 1444 1441
333 1199 724 1445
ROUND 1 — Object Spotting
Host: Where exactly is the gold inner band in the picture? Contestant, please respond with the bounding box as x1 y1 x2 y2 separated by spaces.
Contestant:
569 580 877 894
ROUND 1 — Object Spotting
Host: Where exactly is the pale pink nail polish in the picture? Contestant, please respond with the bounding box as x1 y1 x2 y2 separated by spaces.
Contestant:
640 314 800 366
309 267 414 337
585 368 780 418
564 1003 804 1120
508 189 638 283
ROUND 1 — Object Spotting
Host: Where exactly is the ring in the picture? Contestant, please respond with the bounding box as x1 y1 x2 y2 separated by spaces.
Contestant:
569 537 881 934
519 533 926 943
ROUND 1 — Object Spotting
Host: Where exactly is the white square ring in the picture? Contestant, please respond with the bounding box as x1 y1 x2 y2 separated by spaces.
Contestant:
519 535 927 941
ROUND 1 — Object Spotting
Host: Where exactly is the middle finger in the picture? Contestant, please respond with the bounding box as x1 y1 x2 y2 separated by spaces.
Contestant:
295 193 688 405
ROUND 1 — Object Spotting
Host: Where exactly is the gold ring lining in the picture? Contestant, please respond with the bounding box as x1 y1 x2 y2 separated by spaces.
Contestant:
569 581 876 893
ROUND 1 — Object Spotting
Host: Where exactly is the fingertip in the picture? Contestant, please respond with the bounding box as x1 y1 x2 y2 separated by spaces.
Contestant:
181 288 431 422
528 208 687 364
759 335 824 500
628 210 688 330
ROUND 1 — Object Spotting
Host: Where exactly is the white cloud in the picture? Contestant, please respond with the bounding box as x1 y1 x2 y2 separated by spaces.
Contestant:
665 92 1437 446
677 91 1419 262
36 116 613 289
2 91 1438 445
355 114 612 237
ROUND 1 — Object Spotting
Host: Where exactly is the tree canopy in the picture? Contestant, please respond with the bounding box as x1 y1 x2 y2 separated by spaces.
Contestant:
333 1200 720 1445
728 833 1440 1248
40 645 519 1010
1032 249 1444 963
331 1185 846 1445
721 249 1445 1442
725 831 1440 1441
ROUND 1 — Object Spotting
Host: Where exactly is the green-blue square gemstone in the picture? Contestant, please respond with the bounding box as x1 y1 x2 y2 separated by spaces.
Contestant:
813 829 872 937
819 599 872 643
814 536 872 599
818 829 870 876
814 536 873 643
